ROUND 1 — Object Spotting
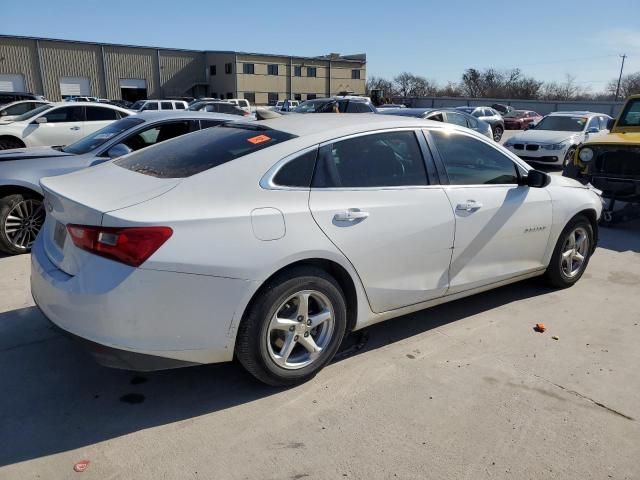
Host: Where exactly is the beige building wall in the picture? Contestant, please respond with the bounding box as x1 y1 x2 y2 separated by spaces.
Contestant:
103 46 158 98
160 50 205 97
0 37 42 94
206 52 237 99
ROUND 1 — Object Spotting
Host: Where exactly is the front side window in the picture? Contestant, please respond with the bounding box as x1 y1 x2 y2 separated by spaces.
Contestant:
86 106 120 121
346 101 371 113
62 117 145 154
472 109 483 118
430 130 518 185
115 124 297 178
445 112 468 127
42 106 84 123
618 99 640 127
313 130 428 188
243 63 255 74
175 103 185 110
142 102 158 111
267 64 278 75
273 149 318 188
586 116 600 131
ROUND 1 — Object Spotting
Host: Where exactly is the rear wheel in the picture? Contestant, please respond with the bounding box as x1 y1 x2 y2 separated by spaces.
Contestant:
493 125 504 142
0 137 25 150
0 194 45 255
235 267 347 386
544 215 593 288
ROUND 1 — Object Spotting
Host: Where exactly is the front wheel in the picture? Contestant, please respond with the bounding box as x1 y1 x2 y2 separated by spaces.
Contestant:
0 194 45 255
544 215 593 288
235 267 347 386
493 125 504 142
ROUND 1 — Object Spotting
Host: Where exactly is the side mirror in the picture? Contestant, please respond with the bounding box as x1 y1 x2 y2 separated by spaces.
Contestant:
586 127 599 134
521 169 549 188
35 117 47 124
606 118 615 130
106 143 132 159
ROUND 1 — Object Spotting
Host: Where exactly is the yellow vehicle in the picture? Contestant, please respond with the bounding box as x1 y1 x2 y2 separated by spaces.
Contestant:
564 94 640 224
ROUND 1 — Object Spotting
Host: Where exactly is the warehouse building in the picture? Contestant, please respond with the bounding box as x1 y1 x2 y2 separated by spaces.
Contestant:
0 35 366 104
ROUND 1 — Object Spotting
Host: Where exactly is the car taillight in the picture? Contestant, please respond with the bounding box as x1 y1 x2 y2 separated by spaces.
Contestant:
243 111 250 116
66 224 172 267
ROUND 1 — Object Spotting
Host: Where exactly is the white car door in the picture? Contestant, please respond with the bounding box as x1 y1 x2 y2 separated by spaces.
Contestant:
309 129 455 313
27 105 85 147
84 106 122 138
427 129 552 294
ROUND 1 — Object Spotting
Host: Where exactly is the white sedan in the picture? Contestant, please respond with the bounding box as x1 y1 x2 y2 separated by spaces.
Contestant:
0 100 50 123
0 102 131 150
31 114 602 385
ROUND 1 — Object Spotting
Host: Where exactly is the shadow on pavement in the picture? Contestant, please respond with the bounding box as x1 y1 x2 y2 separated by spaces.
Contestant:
598 219 640 253
0 278 552 467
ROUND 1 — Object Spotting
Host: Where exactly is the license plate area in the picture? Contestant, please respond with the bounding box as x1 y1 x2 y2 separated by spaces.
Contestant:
53 221 67 249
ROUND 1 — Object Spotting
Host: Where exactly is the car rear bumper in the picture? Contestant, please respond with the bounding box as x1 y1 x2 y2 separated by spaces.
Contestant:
30 235 255 370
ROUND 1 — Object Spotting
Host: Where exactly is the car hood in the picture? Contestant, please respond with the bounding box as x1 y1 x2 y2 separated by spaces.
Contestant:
584 132 640 146
510 130 578 144
0 146 74 162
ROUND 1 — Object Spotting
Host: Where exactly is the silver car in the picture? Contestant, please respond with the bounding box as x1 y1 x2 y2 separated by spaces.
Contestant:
0 111 239 254
379 107 493 139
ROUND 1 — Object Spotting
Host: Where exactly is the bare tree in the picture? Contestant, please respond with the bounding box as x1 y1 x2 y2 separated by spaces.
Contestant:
366 76 395 97
393 72 416 98
607 72 640 99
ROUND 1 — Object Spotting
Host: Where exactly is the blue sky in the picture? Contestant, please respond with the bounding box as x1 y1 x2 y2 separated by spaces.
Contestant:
3 0 640 93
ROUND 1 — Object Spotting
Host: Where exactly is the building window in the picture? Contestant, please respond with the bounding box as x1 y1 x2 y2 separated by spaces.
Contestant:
225 63 233 74
307 67 317 77
307 94 317 100
209 65 216 76
244 92 255 104
267 64 279 75
294 93 302 101
294 66 302 77
351 69 361 80
226 92 233 99
268 92 279 105
243 63 255 74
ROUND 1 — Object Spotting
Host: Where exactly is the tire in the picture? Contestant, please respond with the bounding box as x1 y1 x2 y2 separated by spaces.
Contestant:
544 215 594 289
563 147 577 167
0 193 45 255
493 125 504 142
0 137 25 150
235 266 347 386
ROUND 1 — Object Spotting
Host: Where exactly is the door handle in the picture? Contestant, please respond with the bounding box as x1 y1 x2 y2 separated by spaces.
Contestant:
333 208 369 222
70 126 80 131
456 200 483 212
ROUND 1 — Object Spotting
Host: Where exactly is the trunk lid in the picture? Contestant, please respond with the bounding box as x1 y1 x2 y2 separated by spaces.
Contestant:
40 162 181 275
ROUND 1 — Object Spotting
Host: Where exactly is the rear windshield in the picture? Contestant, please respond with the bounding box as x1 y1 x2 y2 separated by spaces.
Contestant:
114 124 297 178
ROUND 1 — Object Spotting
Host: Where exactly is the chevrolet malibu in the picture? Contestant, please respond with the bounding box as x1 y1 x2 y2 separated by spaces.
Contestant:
31 114 602 386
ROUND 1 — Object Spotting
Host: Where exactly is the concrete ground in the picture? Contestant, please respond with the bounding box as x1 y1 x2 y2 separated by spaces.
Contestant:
1 223 639 479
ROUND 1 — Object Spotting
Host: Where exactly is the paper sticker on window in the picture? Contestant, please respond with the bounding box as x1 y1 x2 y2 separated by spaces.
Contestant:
247 134 271 145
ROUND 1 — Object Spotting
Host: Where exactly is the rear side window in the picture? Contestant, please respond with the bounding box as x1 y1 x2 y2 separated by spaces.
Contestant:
346 102 371 113
86 106 119 121
115 124 297 178
43 106 84 123
313 130 428 188
161 102 173 110
430 130 518 185
175 103 185 110
273 149 318 188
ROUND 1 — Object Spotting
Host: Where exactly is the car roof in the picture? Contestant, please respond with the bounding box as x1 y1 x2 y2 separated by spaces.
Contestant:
379 107 437 115
249 112 455 139
48 101 131 112
133 111 244 121
546 111 609 117
0 99 50 107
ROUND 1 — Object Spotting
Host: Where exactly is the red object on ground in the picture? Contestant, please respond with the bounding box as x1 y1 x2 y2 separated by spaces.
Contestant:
534 323 546 333
73 460 90 472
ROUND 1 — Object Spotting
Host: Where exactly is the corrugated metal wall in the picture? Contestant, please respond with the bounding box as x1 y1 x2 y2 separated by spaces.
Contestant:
103 46 158 99
39 41 104 100
0 37 42 94
160 51 204 97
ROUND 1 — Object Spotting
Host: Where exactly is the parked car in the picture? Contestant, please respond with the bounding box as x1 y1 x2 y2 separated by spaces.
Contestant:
0 102 131 150
108 99 134 109
377 104 406 109
503 110 543 130
272 100 300 112
455 106 505 141
491 103 514 115
227 98 252 113
0 111 238 254
188 100 250 116
379 107 493 139
66 96 99 102
0 91 46 107
503 111 612 167
0 100 51 123
31 114 601 386
130 100 188 112
564 95 640 225
291 96 377 113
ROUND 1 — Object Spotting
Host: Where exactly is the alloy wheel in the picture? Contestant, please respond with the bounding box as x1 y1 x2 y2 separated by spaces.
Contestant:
560 226 589 278
4 199 45 250
266 290 335 370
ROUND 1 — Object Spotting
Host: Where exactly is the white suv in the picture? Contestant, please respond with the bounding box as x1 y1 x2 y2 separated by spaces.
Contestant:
0 102 131 150
227 98 252 113
131 100 188 112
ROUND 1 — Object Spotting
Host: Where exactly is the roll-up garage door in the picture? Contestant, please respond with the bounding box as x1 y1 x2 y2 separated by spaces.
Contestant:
0 74 25 92
59 77 90 96
119 78 147 89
